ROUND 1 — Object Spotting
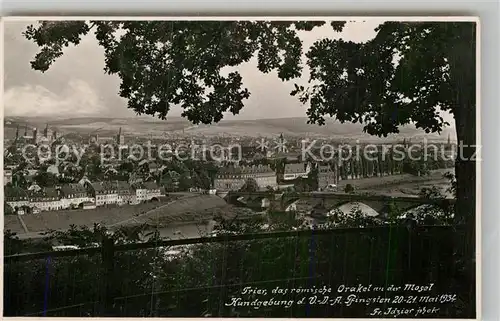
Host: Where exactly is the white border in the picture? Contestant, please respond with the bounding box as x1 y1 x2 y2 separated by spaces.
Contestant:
0 15 484 321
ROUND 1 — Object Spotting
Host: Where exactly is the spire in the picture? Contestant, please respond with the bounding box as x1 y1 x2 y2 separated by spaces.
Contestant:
15 125 19 139
24 124 28 136
117 127 123 145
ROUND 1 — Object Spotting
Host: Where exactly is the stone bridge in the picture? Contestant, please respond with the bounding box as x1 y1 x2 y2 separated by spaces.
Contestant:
223 191 455 215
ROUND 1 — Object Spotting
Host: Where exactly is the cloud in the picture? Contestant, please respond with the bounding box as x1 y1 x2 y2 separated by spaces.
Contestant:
3 19 454 125
4 79 105 117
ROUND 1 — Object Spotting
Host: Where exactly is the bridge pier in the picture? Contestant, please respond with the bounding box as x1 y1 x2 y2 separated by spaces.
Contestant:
225 191 455 216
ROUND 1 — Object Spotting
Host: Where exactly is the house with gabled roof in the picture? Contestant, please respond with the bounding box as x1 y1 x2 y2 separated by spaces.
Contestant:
130 181 161 203
59 183 94 209
86 181 118 207
29 187 63 212
115 180 133 205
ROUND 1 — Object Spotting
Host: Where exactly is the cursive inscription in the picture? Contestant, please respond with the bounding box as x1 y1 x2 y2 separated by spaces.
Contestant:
224 282 457 316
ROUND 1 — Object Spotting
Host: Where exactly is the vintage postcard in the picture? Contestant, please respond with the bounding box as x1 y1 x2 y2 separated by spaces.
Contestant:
2 16 479 319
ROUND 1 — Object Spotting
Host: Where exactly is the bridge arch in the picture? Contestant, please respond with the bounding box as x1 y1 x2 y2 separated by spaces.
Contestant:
327 201 380 217
282 197 300 210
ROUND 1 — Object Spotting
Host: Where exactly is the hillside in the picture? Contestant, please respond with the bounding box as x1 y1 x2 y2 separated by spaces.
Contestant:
4 115 456 142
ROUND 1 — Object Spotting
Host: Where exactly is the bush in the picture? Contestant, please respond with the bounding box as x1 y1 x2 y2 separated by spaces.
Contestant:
344 184 355 193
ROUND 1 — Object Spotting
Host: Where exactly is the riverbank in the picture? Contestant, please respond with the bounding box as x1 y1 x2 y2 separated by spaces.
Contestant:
6 194 233 239
6 169 454 240
338 168 453 196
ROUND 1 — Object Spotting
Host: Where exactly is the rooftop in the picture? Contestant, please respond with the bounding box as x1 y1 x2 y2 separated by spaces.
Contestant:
284 163 308 174
60 183 87 196
4 186 28 199
217 165 275 176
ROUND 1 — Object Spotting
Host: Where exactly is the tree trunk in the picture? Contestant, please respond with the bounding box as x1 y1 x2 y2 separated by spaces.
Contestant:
448 22 477 318
454 105 476 318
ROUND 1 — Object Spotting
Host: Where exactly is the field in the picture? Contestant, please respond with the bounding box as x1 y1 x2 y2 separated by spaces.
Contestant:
5 194 232 239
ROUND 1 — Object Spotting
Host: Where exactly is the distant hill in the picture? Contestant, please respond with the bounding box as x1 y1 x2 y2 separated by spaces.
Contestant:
4 116 456 142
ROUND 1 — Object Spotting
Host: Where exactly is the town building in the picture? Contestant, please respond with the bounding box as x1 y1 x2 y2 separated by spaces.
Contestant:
116 127 125 146
87 181 119 206
43 124 53 142
131 182 148 204
21 125 32 141
29 187 63 212
59 183 94 209
130 181 162 204
5 185 30 210
82 202 96 210
317 163 338 191
282 163 311 181
214 165 277 191
144 181 162 200
129 172 147 185
116 181 133 205
47 165 60 176
148 162 163 175
32 127 39 145
4 169 13 185
30 124 56 145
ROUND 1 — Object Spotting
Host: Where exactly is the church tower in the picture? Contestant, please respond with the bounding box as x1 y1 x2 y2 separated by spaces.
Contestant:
116 127 124 145
32 128 38 144
277 133 287 153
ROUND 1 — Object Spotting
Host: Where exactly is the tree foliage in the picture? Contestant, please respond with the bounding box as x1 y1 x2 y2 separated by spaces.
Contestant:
24 21 336 124
4 216 471 317
344 183 355 193
239 178 259 192
292 22 475 137
34 171 59 188
22 19 476 296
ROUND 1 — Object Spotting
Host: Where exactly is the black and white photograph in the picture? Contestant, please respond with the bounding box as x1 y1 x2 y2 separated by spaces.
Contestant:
2 17 479 319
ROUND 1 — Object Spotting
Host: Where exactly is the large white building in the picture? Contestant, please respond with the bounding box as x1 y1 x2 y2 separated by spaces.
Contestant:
214 165 277 191
87 182 119 207
87 180 162 206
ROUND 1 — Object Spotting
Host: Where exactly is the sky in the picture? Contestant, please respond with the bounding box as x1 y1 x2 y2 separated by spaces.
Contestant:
3 19 454 125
